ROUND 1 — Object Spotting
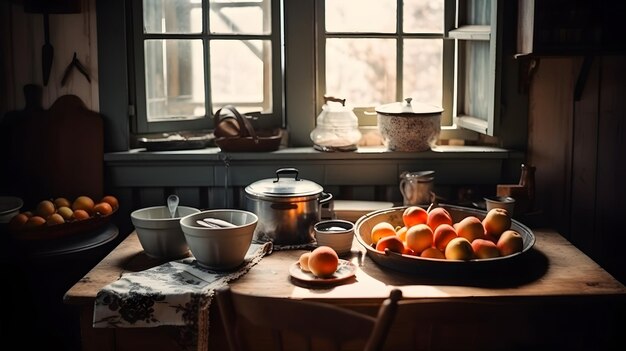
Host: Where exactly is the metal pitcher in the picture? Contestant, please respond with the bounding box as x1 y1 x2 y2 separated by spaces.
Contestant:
399 170 435 206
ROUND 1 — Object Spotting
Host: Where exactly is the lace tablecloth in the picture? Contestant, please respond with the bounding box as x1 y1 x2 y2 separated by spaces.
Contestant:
92 241 273 350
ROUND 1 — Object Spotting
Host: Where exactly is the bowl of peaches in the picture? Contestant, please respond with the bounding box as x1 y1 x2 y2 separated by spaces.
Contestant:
354 204 535 275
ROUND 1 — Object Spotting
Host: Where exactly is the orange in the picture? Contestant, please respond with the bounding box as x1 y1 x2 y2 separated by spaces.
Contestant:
100 195 119 210
370 221 397 244
93 202 113 216
72 196 95 215
402 206 428 227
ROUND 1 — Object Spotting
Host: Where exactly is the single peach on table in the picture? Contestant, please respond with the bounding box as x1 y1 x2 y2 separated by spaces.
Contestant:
375 235 406 254
370 221 397 244
471 238 501 259
421 247 445 259
454 216 485 243
402 206 428 227
497 230 524 257
405 223 433 255
482 208 512 238
307 246 339 278
433 223 458 251
445 237 474 260
426 207 453 231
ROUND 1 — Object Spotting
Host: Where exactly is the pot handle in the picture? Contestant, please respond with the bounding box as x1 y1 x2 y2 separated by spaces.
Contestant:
319 192 333 205
274 167 299 182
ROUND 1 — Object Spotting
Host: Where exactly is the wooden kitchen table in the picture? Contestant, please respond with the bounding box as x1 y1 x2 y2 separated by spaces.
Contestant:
64 228 626 351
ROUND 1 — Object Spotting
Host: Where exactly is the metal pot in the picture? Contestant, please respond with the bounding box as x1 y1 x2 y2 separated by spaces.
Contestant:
245 168 333 245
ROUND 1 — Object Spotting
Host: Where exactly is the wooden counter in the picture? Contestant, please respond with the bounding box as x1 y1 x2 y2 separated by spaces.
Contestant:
64 228 626 350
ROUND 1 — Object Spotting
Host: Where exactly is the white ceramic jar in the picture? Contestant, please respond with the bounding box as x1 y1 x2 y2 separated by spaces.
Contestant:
376 98 443 152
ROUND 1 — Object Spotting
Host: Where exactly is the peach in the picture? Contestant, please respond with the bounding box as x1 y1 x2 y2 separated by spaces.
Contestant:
433 224 458 251
405 224 433 255
497 230 524 257
299 252 311 272
308 246 339 278
402 206 428 227
375 235 406 254
445 237 474 260
482 208 512 238
454 216 485 243
395 226 409 242
426 207 453 231
35 200 55 218
46 213 65 226
53 197 71 209
421 247 445 259
24 215 46 228
370 221 396 244
72 196 95 215
471 238 501 259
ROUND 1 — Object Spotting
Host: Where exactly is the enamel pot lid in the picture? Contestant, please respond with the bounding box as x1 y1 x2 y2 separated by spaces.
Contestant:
376 97 443 116
245 168 324 200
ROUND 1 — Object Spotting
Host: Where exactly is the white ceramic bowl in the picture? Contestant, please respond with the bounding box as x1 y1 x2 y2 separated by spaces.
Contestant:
0 196 23 224
314 219 355 255
180 209 258 271
131 205 200 259
484 196 516 214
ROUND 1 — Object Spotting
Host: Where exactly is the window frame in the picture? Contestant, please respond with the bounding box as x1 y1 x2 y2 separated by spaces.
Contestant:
129 0 284 135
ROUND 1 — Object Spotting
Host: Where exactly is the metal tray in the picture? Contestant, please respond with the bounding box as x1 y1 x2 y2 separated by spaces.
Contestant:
354 204 536 276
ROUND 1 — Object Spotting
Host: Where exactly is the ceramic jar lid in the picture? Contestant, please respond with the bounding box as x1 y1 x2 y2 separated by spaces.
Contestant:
376 97 443 116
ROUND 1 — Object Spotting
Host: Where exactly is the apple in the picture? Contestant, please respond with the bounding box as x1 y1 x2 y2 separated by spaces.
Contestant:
471 238 501 259
454 216 485 243
497 230 524 257
482 208 512 238
444 237 474 260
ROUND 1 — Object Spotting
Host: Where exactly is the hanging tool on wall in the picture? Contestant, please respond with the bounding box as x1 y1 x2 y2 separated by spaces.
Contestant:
23 0 82 86
61 52 91 86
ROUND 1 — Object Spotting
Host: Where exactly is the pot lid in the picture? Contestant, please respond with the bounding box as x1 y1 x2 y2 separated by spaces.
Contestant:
245 168 323 198
375 97 443 115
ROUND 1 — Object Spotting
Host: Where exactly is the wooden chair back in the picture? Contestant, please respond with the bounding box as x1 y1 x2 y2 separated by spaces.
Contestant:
214 286 402 351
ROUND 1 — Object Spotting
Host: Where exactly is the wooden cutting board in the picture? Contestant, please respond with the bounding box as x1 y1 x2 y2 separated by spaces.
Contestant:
1 86 103 209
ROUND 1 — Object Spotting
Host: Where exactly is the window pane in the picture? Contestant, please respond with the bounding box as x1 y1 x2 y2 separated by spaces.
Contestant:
143 0 202 34
461 40 489 119
325 0 396 33
210 0 271 34
326 38 396 106
403 0 443 33
210 40 272 114
145 39 206 121
403 39 442 107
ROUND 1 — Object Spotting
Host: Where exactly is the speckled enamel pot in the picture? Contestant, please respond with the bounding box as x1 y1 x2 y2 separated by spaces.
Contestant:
376 98 443 152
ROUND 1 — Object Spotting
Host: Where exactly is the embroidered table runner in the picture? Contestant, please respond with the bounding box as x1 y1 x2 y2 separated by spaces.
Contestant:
93 242 273 350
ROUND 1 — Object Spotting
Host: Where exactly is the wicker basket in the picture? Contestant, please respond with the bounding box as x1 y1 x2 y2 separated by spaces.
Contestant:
214 106 282 152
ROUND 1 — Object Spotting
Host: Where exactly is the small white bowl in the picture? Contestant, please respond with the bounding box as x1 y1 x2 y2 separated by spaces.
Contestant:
180 209 258 271
131 205 200 259
314 219 355 255
484 196 516 214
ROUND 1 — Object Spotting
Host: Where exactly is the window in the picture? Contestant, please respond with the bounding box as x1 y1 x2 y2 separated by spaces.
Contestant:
128 0 500 144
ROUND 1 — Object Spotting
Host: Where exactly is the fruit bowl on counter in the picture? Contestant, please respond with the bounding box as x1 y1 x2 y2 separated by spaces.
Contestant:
8 195 119 241
354 204 536 275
